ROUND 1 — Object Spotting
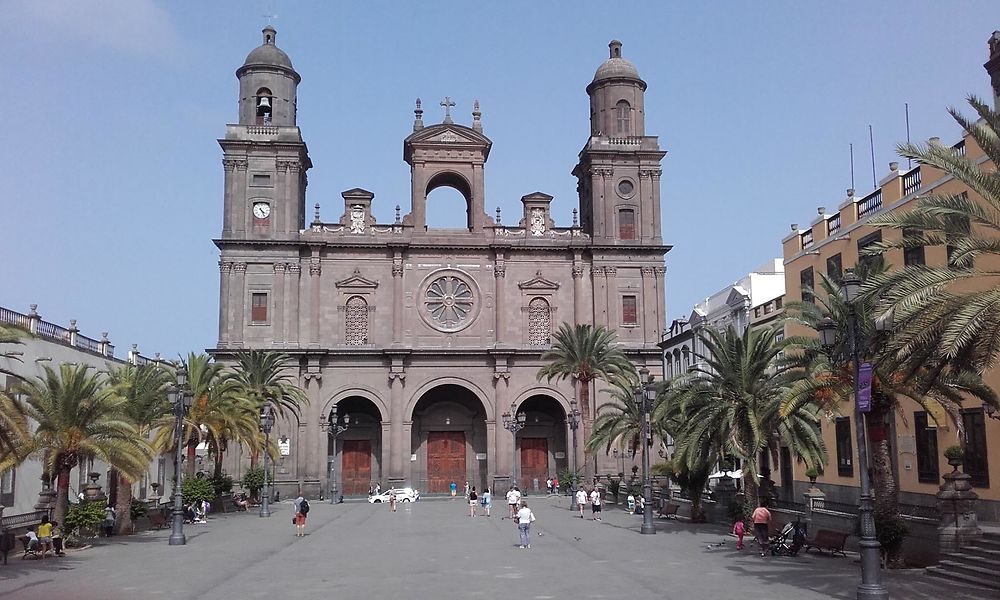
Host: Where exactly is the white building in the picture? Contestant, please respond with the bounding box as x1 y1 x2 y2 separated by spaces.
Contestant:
660 259 784 378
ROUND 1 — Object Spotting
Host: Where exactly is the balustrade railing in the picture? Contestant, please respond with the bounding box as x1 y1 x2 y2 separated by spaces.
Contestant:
76 335 102 354
800 229 814 249
0 307 31 329
0 305 116 358
1 510 48 530
857 189 883 219
246 125 278 136
902 166 921 196
815 499 860 515
827 213 841 236
952 140 966 156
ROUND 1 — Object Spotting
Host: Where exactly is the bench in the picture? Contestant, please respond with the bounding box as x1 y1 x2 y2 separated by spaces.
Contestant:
147 512 168 530
803 529 849 556
657 502 679 519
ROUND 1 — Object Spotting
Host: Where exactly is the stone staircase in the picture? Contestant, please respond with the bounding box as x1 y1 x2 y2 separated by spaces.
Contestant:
926 531 1000 591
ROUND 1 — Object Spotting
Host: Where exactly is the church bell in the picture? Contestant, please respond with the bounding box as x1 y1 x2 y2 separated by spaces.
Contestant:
257 96 271 109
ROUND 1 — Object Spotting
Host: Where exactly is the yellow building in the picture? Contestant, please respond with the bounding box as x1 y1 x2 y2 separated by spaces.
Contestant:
781 33 1000 522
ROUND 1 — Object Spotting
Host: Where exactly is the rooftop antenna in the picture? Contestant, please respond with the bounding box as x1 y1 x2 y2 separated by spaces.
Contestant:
850 143 855 190
904 103 912 169
868 124 877 189
262 12 278 25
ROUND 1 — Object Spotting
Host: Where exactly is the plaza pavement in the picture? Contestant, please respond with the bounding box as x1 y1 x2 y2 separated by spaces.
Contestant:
0 494 987 600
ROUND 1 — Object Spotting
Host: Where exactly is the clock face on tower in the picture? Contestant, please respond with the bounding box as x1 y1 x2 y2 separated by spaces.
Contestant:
253 202 271 220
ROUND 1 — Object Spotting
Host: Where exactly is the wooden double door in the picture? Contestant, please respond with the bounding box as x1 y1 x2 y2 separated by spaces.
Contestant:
341 440 372 496
520 437 549 490
427 431 466 493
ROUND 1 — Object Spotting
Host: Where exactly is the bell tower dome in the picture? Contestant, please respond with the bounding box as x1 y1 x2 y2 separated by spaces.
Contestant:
235 25 300 127
587 40 647 137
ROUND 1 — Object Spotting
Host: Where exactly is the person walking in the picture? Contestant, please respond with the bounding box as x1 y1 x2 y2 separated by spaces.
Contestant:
589 487 602 521
732 517 746 550
552 477 559 495
506 486 521 518
546 478 553 495
515 500 536 549
450 481 458 499
293 496 310 537
481 487 492 517
752 500 772 556
468 486 478 517
575 488 587 518
388 488 397 512
103 505 116 537
50 521 65 556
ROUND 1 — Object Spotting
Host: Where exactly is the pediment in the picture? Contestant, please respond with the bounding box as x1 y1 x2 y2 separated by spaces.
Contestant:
405 123 492 147
725 287 750 309
334 268 379 289
518 271 561 291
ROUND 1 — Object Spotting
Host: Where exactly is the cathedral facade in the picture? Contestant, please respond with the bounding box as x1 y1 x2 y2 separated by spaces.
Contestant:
213 27 669 498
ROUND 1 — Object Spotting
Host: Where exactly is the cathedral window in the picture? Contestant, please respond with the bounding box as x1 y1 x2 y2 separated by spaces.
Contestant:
616 100 631 134
618 209 635 240
622 295 637 325
251 293 268 323
527 298 551 345
345 296 369 346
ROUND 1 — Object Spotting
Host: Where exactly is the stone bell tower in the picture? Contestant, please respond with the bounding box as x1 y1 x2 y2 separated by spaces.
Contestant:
573 40 665 246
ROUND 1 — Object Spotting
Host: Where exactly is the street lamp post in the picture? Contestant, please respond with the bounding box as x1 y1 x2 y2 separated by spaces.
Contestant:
259 404 275 518
567 397 581 509
327 407 351 504
637 367 656 535
817 269 889 600
168 367 192 546
501 403 527 489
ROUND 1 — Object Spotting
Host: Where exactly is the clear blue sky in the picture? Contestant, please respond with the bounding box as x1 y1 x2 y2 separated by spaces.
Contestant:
2 0 995 358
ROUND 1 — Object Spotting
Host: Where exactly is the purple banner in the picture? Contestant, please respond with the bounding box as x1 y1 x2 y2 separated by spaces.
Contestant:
857 362 873 413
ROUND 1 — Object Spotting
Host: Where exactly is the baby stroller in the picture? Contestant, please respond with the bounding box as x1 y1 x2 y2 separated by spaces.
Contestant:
770 521 806 556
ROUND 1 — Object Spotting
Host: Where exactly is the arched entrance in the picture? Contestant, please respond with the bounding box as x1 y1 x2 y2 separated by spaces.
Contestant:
411 384 488 493
329 396 383 497
515 395 568 494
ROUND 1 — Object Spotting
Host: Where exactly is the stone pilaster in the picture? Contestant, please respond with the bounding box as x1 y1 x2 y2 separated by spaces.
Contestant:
230 262 247 346
218 261 232 347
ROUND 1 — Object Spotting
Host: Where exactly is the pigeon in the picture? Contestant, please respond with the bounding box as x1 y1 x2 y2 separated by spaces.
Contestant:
574 537 582 542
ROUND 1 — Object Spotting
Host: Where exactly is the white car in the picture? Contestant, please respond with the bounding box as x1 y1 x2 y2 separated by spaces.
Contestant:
368 488 419 503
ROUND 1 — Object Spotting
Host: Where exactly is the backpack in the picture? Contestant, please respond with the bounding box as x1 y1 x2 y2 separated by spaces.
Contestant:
299 499 310 515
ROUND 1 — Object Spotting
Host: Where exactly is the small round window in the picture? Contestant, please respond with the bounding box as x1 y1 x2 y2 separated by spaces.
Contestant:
617 179 634 197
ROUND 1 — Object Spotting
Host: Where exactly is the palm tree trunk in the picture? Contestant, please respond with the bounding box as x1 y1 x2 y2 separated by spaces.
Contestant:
868 407 904 568
213 452 224 479
114 472 133 535
186 443 197 478
53 467 71 526
579 378 593 477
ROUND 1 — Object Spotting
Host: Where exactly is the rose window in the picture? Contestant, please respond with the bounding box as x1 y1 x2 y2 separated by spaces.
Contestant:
424 275 475 331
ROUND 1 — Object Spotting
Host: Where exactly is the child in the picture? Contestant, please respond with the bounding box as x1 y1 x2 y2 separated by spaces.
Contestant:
733 518 746 550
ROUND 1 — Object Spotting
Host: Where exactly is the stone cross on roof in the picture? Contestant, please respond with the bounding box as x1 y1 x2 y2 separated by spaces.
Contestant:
440 96 456 124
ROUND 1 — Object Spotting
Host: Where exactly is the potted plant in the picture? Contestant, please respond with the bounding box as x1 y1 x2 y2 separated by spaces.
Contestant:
944 445 964 469
804 467 820 485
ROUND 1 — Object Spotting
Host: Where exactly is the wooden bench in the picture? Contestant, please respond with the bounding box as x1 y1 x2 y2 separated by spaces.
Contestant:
803 529 849 556
657 502 679 519
147 512 168 530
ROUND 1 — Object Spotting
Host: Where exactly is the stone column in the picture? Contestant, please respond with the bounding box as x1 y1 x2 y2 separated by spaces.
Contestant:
234 160 248 237
486 419 497 485
230 262 247 347
272 263 286 344
650 169 663 242
494 374 511 479
380 422 392 485
605 267 618 328
589 168 604 238
218 261 232 347
401 421 413 486
304 375 322 497
222 159 236 237
572 258 584 324
641 267 656 344
389 374 405 477
391 252 404 344
494 253 506 345
286 264 301 346
286 162 302 235
308 255 321 348
592 267 607 327
937 464 982 552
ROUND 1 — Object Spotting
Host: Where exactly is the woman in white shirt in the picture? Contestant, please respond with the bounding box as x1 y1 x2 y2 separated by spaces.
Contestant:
515 500 536 548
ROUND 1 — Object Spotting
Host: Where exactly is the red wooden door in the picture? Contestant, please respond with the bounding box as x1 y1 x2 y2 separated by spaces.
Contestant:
520 438 549 490
427 432 466 493
341 440 372 495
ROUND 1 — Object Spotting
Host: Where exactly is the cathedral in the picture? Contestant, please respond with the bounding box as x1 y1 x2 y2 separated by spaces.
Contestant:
213 26 669 498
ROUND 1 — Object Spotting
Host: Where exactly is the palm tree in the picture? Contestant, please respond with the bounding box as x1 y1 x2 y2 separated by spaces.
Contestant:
0 364 151 525
0 325 28 459
586 372 644 459
657 326 827 510
106 363 171 534
785 271 996 566
865 96 1000 375
230 350 307 420
537 323 634 470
